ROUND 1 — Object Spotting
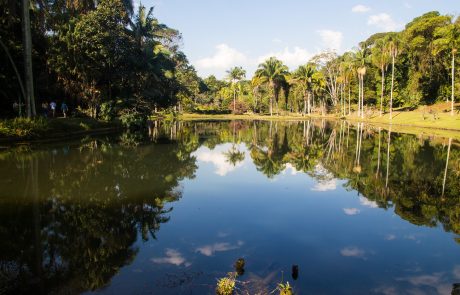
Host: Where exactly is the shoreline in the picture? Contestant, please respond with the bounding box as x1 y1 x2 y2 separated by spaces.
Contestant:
179 112 460 140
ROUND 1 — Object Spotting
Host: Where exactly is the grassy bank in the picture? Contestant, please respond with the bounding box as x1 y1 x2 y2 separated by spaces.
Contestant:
0 117 122 143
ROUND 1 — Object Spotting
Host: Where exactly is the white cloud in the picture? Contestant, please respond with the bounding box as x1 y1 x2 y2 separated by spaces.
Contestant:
359 196 378 208
257 46 313 70
352 5 371 13
403 2 412 9
272 38 283 43
343 208 360 215
194 145 245 176
317 30 343 51
151 249 191 267
340 247 365 258
368 13 401 32
196 241 244 257
196 44 248 70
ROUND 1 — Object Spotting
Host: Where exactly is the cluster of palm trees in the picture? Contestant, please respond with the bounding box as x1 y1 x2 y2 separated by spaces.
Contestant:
224 15 459 119
226 46 403 119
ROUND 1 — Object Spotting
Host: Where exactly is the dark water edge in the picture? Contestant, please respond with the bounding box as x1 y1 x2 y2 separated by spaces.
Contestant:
1 119 459 295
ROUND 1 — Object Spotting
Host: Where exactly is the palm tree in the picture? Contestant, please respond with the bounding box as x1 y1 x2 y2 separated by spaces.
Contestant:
371 38 391 117
226 66 246 113
22 0 36 117
251 76 263 113
355 48 368 119
255 57 289 116
387 34 400 120
433 20 460 116
291 64 316 116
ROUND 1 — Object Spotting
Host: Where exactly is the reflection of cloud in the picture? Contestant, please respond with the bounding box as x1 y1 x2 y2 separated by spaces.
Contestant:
283 163 300 175
340 247 365 258
312 179 336 191
453 265 460 279
396 273 452 294
194 145 245 176
385 234 396 241
373 286 399 295
311 164 337 192
359 196 378 208
217 231 230 238
343 208 360 215
152 249 191 267
196 241 244 257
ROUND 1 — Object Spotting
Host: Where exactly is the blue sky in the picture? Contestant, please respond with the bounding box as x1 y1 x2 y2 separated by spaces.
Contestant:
140 0 459 79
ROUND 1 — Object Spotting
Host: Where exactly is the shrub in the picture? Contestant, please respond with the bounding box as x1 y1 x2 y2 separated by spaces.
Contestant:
216 272 236 295
119 108 146 129
99 102 115 121
229 101 248 115
0 117 49 137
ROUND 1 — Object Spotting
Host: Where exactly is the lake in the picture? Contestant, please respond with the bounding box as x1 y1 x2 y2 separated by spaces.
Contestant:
1 120 459 295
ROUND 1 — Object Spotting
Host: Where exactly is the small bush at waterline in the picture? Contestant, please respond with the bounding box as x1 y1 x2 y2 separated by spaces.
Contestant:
216 272 236 295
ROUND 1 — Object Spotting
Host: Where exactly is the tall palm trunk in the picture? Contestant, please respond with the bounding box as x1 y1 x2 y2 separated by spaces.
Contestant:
233 87 236 112
390 54 395 120
22 0 36 118
442 138 452 196
358 75 361 117
348 81 351 115
451 49 455 116
385 127 391 188
380 66 385 117
361 75 364 119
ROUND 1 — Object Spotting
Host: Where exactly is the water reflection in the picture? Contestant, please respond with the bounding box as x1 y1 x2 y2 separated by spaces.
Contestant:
0 119 459 294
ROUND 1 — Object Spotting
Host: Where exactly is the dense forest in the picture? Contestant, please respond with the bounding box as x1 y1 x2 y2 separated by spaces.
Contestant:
0 1 459 121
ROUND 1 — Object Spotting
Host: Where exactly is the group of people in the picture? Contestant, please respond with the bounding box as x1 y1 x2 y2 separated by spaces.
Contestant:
41 101 69 118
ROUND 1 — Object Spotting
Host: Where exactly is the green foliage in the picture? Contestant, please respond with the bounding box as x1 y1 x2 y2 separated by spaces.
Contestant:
216 272 236 295
0 117 49 137
119 109 146 129
99 102 115 121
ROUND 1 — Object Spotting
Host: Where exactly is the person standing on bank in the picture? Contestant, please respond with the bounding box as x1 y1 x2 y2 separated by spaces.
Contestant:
61 102 69 118
50 101 57 117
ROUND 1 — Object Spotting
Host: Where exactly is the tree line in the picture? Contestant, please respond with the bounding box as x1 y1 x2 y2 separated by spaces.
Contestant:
1 4 458 120
191 11 459 117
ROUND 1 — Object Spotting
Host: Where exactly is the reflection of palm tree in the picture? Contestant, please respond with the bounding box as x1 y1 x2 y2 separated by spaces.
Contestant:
250 146 283 178
224 145 245 167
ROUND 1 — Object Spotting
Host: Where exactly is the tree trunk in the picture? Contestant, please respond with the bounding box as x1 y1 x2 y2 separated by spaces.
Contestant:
233 87 236 112
442 138 452 196
358 75 361 117
380 67 385 117
348 82 351 115
390 54 395 120
22 0 36 117
361 75 364 119
451 50 455 116
376 127 381 177
0 39 26 115
385 127 391 188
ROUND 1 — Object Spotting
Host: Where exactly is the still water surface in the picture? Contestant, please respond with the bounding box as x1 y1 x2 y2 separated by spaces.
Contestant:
1 120 460 295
